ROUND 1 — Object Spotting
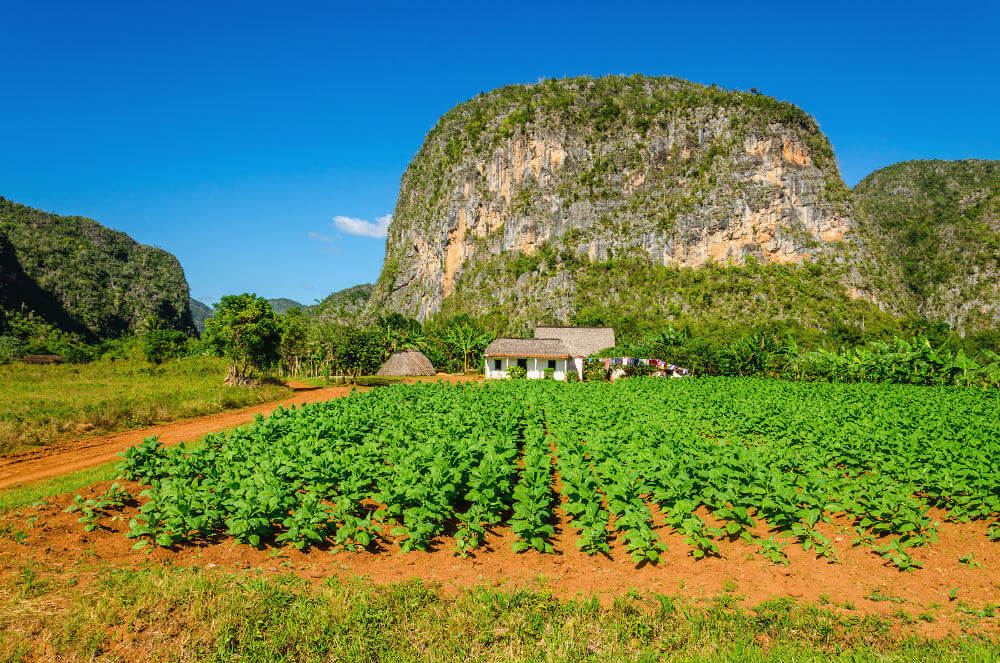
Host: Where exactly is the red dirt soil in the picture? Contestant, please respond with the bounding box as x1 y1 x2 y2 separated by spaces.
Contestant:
2 373 998 639
0 375 479 490
2 479 999 639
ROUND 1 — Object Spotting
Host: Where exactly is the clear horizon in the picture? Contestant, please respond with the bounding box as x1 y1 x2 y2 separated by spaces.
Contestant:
2 0 998 306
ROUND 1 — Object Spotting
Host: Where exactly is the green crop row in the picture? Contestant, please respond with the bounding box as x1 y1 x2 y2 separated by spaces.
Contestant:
98 378 1000 569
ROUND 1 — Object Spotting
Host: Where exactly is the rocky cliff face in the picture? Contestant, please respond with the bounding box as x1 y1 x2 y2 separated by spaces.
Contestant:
367 76 886 329
854 160 1000 333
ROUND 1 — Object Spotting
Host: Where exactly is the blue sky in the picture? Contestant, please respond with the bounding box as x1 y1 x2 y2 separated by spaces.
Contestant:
2 1 997 305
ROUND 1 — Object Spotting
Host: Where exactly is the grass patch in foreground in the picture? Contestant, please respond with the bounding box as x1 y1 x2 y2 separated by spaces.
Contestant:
0 564 994 662
0 356 291 453
0 460 122 514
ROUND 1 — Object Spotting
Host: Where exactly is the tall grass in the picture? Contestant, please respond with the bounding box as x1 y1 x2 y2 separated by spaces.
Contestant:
0 563 993 662
0 357 290 453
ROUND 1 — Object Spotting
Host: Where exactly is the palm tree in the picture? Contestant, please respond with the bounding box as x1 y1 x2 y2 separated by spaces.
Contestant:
442 323 494 373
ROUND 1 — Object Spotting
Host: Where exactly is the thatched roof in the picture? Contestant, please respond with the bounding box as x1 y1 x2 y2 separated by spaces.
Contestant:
533 327 615 357
377 350 436 376
483 338 571 359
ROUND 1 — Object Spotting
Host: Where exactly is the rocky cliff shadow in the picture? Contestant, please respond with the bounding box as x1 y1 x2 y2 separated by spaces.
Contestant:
0 231 95 339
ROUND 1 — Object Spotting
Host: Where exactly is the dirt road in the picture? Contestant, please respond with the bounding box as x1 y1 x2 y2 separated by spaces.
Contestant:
0 376 477 491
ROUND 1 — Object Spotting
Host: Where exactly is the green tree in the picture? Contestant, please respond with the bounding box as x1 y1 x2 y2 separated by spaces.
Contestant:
375 313 422 357
0 335 25 363
203 294 280 384
277 308 310 375
434 316 494 373
139 315 187 364
141 329 187 364
335 328 385 382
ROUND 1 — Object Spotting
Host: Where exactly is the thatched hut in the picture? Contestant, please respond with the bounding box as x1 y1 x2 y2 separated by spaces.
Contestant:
376 350 436 377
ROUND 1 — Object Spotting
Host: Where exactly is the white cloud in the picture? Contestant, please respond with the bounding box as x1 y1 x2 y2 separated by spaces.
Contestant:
307 231 330 242
333 214 392 238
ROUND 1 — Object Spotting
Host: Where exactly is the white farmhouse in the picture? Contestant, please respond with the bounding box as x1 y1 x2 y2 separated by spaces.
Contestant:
484 326 615 380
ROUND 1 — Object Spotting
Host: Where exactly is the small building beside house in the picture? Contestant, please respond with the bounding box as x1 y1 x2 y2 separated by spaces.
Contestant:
376 350 436 377
484 326 615 380
18 354 65 366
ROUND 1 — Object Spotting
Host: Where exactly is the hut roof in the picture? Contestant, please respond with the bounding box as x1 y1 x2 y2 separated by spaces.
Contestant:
376 350 436 377
533 326 615 357
18 354 65 365
483 338 571 359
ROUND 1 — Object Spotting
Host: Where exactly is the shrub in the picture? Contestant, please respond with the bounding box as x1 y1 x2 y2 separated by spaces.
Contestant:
583 362 608 381
506 365 527 380
0 335 25 363
142 329 188 364
543 368 555 380
566 370 580 383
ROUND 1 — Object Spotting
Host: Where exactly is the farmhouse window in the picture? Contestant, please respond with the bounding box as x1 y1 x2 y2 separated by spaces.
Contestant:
547 360 556 370
494 359 501 370
517 358 527 369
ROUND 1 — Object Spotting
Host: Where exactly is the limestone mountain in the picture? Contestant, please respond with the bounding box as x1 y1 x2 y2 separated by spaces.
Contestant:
853 160 1000 332
365 75 895 332
0 196 194 339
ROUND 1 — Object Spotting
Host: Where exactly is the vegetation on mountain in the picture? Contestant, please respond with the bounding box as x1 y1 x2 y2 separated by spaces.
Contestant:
0 197 194 342
438 248 900 339
312 283 372 325
267 298 308 314
368 74 879 325
188 298 214 333
854 159 1000 331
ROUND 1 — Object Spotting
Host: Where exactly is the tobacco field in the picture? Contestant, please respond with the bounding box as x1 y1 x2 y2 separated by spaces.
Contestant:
106 378 1000 568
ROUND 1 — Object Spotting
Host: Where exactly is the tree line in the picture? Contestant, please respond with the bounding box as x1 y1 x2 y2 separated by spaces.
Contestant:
0 293 496 383
4 291 998 391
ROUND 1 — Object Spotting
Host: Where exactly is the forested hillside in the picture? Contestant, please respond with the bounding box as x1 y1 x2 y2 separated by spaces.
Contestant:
853 160 1000 332
0 197 194 340
189 299 215 333
313 283 372 325
268 298 308 314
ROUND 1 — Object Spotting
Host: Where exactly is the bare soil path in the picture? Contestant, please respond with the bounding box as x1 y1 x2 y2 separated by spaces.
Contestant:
0 375 477 491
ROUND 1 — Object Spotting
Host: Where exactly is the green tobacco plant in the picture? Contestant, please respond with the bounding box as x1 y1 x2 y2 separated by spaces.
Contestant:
65 483 133 532
98 378 999 571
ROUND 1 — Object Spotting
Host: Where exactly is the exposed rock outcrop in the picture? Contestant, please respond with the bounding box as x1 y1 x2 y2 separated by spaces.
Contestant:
366 76 892 329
